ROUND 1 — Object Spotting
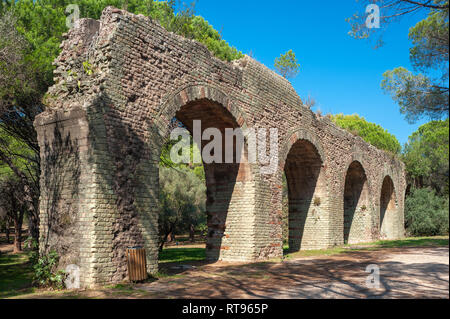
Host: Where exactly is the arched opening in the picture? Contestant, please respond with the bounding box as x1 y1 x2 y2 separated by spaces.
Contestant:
284 140 326 252
380 176 397 239
343 161 370 244
157 98 254 270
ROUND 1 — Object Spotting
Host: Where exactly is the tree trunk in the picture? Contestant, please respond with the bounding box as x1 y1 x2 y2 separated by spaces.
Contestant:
159 231 170 253
13 221 22 253
168 231 175 242
158 237 166 253
5 219 10 244
12 211 24 253
159 224 174 252
28 212 39 244
189 224 195 242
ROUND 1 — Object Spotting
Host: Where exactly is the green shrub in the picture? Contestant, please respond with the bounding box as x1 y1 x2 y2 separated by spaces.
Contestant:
196 223 208 238
29 249 66 289
330 114 402 155
405 188 449 236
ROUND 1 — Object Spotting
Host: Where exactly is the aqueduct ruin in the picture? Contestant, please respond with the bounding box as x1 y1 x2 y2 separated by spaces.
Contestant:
34 7 406 288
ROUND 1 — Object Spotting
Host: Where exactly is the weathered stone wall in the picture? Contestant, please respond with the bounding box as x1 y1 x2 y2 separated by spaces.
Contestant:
34 7 406 288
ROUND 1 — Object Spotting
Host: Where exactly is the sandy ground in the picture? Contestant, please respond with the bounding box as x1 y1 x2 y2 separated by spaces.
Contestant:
13 245 448 299
131 246 449 299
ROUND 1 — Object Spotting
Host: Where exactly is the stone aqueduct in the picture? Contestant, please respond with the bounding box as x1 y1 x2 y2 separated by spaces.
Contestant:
34 7 406 287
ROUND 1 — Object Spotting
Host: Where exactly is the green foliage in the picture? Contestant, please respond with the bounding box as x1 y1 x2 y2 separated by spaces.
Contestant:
405 187 449 237
159 134 205 182
159 165 206 246
188 16 244 61
274 49 300 79
0 127 36 180
330 113 402 154
402 119 449 194
159 165 206 224
196 223 208 238
348 1 448 122
382 66 449 123
381 4 449 123
29 249 66 289
193 165 205 181
24 236 39 251
3 0 243 66
82 61 93 75
409 7 449 74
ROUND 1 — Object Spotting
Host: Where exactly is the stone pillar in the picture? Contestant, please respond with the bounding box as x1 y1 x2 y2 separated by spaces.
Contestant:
34 107 98 287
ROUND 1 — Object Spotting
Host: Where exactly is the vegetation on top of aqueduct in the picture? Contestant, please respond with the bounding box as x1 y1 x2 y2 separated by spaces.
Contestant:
330 114 402 155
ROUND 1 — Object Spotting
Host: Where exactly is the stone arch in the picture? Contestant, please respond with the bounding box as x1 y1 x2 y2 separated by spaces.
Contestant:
143 84 257 267
340 152 374 196
376 165 400 204
281 130 328 251
154 84 249 143
280 129 326 170
380 175 399 239
343 160 372 244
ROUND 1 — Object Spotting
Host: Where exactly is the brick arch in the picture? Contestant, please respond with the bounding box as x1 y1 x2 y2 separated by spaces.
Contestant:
379 174 399 206
375 165 400 204
279 129 326 171
379 174 401 239
343 160 373 244
340 153 373 198
145 83 259 265
153 84 249 141
281 129 329 251
380 175 398 207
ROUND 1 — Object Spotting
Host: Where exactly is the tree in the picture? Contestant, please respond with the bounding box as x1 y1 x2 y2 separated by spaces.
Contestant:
349 0 449 123
274 50 300 79
348 0 449 44
158 166 206 251
402 118 449 194
188 16 244 62
0 9 41 241
381 6 449 123
330 114 402 154
382 67 448 123
405 187 449 236
0 205 11 244
0 176 28 252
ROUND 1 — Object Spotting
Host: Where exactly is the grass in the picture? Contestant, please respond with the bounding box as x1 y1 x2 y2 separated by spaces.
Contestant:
366 236 448 248
282 246 350 260
282 236 449 260
159 247 205 264
0 252 35 298
105 283 153 296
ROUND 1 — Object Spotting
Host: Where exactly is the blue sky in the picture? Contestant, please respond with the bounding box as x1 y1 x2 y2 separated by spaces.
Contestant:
192 0 429 146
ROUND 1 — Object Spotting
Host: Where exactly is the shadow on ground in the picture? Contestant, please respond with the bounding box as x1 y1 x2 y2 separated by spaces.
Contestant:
6 243 449 299
134 246 449 299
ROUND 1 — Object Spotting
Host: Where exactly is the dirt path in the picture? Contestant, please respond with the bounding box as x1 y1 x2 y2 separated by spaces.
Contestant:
15 246 449 299
136 246 449 299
